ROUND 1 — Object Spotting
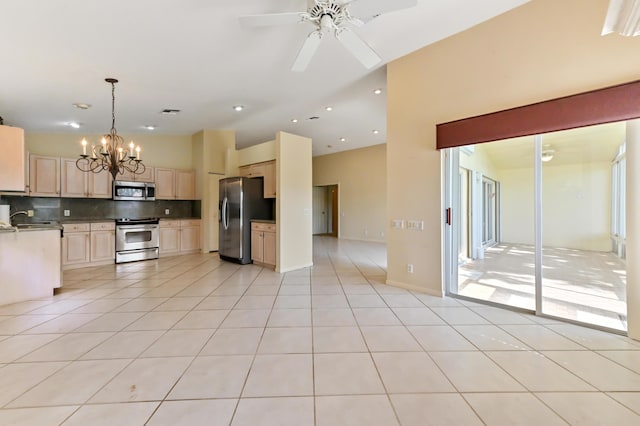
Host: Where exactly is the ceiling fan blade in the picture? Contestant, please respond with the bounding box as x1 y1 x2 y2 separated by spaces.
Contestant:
239 12 305 27
335 28 381 69
292 31 323 72
601 0 640 36
349 0 417 23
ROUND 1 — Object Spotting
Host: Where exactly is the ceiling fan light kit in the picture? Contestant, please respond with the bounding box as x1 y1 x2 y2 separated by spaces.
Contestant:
240 0 417 72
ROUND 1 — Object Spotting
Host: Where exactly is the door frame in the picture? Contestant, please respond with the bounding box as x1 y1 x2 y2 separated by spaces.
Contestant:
313 183 340 238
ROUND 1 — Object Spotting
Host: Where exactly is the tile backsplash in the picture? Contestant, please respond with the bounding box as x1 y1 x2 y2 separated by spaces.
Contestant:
1 195 200 223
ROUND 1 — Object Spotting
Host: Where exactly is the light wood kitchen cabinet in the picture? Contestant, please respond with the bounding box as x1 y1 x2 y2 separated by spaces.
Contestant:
156 168 195 200
155 168 176 199
176 169 195 200
61 158 88 198
180 221 200 252
262 160 276 198
90 222 115 262
159 219 200 255
119 166 154 183
239 160 276 198
0 125 26 192
159 220 180 255
29 154 60 197
251 221 276 267
62 222 116 269
62 223 90 266
88 171 112 198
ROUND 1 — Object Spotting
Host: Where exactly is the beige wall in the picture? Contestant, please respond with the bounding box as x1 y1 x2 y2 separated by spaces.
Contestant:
459 144 500 180
276 132 313 272
500 162 612 251
387 0 640 305
238 141 276 166
26 133 193 169
626 120 640 339
313 144 386 242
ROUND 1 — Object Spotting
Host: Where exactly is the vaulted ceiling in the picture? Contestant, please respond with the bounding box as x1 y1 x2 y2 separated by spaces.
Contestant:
0 0 529 156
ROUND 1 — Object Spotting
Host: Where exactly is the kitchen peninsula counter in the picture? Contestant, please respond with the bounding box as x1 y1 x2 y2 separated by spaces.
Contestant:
0 227 61 306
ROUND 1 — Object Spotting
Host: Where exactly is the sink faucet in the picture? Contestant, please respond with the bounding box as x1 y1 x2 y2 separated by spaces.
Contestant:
9 211 28 219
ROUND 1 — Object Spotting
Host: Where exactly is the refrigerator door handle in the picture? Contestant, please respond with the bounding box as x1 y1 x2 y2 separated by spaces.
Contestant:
222 197 229 230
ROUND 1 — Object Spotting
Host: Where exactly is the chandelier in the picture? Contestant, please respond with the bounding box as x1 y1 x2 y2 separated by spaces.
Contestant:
76 78 145 180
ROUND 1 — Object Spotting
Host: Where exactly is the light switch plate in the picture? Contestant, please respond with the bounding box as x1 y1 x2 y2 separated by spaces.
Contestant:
391 219 405 229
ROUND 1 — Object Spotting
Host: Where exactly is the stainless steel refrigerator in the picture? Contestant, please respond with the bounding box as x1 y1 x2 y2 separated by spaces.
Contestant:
219 177 273 264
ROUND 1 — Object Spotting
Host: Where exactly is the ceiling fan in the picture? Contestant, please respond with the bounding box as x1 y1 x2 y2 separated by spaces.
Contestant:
240 0 417 72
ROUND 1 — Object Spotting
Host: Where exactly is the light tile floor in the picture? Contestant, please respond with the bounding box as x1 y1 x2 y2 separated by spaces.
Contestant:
458 243 627 330
0 236 639 425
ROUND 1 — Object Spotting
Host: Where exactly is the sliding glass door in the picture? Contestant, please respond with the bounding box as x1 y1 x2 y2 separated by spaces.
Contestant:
449 137 536 311
539 124 627 331
445 122 628 332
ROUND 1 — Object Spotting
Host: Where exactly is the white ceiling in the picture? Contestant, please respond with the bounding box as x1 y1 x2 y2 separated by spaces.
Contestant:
478 121 626 169
0 0 529 157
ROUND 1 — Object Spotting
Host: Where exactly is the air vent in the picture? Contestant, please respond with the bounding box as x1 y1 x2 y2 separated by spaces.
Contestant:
160 109 181 115
307 116 320 120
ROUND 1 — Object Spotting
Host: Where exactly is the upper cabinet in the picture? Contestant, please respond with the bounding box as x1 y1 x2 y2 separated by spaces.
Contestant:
61 158 88 198
156 167 195 200
29 155 60 197
0 125 26 192
263 160 276 198
155 168 176 199
239 160 276 198
119 166 154 183
32 156 112 198
176 169 195 200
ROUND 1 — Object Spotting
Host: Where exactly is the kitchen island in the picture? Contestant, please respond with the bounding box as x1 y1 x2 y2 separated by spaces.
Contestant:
0 226 62 305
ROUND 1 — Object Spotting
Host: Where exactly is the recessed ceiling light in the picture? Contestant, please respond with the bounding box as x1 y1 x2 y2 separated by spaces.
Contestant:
67 122 81 129
72 103 91 110
327 145 333 148
233 105 244 112
372 129 380 134
373 88 382 95
144 125 156 131
291 119 298 123
340 137 346 142
325 106 333 112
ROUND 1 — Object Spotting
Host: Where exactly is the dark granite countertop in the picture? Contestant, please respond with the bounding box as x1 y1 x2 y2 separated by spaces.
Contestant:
250 219 276 224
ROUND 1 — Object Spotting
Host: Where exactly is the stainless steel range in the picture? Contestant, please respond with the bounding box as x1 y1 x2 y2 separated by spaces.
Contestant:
115 217 159 264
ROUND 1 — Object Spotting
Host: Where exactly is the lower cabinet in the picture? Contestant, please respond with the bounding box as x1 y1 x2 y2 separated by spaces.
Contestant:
62 225 90 266
159 219 201 256
90 222 115 263
62 222 115 269
251 221 276 267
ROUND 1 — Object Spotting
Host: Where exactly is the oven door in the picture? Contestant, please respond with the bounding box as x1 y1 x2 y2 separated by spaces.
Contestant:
116 225 159 251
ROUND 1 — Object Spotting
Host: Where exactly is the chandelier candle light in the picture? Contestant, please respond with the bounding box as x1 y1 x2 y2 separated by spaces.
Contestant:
76 78 145 180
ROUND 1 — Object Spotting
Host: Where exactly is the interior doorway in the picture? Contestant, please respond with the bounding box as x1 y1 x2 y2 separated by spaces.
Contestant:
313 185 339 237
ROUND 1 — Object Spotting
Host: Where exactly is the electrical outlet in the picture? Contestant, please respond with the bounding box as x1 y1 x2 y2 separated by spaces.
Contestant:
165 209 170 215
27 210 34 217
380 231 385 237
364 229 368 236
63 210 70 217
407 264 414 273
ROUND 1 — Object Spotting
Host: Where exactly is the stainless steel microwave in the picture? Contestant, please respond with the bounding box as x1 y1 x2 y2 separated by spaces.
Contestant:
113 180 156 201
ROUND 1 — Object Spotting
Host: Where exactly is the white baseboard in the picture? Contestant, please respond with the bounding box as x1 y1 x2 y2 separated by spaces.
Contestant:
385 279 443 297
277 262 314 273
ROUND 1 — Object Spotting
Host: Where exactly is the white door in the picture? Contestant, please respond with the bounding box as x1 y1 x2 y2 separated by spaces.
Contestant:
313 186 328 234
